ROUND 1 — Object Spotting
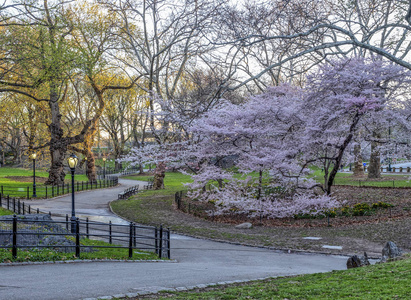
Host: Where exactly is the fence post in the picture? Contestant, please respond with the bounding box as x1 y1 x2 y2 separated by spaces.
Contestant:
13 198 15 213
129 222 133 258
167 228 171 259
133 225 136 247
18 200 21 214
82 181 84 191
86 217 89 239
46 186 48 198
57 185 59 196
62 182 64 194
12 214 18 259
37 208 39 214
75 218 80 258
27 187 29 199
1 185 3 194
158 225 163 259
22 202 25 215
52 185 54 197
0 193 2 207
29 205 31 214
77 182 79 192
66 214 69 231
109 221 112 244
155 227 158 254
7 195 10 210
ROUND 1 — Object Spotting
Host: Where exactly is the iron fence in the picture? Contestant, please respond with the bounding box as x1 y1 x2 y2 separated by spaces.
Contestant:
0 215 170 260
0 176 118 199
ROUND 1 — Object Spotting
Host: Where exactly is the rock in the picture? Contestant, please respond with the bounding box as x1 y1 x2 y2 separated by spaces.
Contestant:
380 241 402 263
235 222 253 229
347 252 370 269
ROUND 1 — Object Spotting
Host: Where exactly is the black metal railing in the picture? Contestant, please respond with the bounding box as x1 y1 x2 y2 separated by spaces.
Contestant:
0 215 170 260
0 176 118 199
0 194 46 215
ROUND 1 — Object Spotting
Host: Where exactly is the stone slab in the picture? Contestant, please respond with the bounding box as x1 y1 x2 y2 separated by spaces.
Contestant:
322 245 343 250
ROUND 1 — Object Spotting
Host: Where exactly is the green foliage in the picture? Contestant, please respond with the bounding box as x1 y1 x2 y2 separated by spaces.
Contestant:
294 208 337 220
155 257 411 299
352 203 371 216
371 201 394 209
293 201 394 219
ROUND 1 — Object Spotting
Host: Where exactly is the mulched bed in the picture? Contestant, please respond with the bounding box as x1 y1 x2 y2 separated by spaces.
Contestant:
178 186 411 228
114 185 411 257
5 176 48 184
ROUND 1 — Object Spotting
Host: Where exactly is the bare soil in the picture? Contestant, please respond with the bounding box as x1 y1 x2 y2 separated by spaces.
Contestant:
5 176 48 184
115 185 411 258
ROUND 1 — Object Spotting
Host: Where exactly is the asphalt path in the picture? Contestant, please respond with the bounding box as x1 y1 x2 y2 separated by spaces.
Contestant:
0 177 348 300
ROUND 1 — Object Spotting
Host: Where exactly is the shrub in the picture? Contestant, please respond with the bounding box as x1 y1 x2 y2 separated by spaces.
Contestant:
353 203 371 216
371 201 394 209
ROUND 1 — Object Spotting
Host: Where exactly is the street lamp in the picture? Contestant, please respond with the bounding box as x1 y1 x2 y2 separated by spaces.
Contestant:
388 124 392 172
67 153 78 233
103 157 106 179
31 153 37 198
84 156 88 178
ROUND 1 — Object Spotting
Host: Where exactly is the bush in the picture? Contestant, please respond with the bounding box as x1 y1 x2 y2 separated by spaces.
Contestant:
371 201 394 209
352 203 371 216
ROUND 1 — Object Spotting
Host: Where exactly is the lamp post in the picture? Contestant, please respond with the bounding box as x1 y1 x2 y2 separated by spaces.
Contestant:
84 156 88 178
67 153 78 233
388 124 392 172
31 153 37 198
103 157 106 179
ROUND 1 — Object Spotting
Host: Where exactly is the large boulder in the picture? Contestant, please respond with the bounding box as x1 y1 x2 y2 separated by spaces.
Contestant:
380 241 402 263
347 252 370 269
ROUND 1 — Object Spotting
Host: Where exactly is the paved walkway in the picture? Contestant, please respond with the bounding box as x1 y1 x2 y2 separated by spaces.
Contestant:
0 177 348 300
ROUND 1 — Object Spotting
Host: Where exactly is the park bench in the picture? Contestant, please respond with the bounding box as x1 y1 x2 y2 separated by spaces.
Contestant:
118 185 139 199
143 179 154 190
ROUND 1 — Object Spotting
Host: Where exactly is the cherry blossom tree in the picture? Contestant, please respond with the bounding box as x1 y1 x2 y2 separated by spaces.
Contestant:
300 58 411 193
123 57 411 217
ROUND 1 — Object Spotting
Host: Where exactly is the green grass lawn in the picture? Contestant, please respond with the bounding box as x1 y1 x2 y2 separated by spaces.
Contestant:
0 167 110 198
112 172 190 225
124 172 192 195
140 257 411 299
0 238 160 263
0 207 13 216
311 168 411 188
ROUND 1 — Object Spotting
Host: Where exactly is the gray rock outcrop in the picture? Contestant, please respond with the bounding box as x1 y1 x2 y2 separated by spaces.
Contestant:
379 241 402 263
347 252 370 269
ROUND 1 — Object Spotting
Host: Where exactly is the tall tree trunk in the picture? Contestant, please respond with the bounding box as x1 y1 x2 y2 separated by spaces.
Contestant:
86 151 97 182
353 144 364 177
326 113 360 194
153 161 166 189
368 134 381 179
45 89 66 185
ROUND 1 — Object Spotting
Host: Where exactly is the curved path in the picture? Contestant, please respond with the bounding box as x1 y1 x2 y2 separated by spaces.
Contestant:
0 177 348 300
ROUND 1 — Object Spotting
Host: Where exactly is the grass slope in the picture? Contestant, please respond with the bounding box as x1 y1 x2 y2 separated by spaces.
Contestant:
137 257 411 299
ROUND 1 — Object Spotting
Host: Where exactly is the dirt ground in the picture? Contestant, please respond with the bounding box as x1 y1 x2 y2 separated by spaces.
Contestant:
118 185 411 259
5 176 48 183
